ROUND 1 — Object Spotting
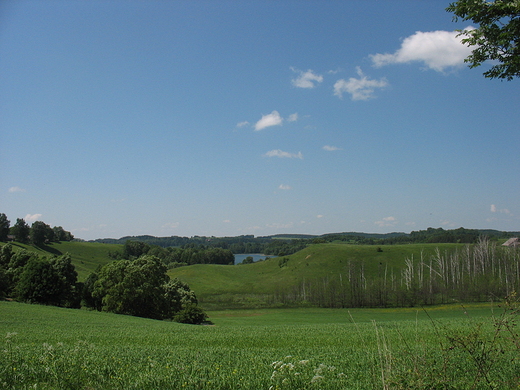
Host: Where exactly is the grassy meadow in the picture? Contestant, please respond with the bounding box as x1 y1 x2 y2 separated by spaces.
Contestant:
168 243 464 309
2 300 519 389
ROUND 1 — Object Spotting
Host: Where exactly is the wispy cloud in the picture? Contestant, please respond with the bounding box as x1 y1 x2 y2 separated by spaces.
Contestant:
490 204 510 214
24 213 42 223
322 145 341 151
290 67 323 88
264 149 303 159
287 113 298 122
334 67 388 101
370 28 474 72
255 110 283 131
279 184 292 190
8 186 26 193
375 216 397 227
236 121 250 128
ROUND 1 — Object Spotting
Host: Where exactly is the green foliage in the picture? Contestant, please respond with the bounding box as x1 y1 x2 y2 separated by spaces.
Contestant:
122 239 151 259
29 221 54 246
173 303 208 324
10 218 30 244
163 278 198 316
91 255 206 321
0 213 10 242
241 256 254 264
13 254 79 307
0 243 13 268
447 0 520 80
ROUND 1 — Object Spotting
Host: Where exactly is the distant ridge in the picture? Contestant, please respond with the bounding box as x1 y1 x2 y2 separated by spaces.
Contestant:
91 228 519 247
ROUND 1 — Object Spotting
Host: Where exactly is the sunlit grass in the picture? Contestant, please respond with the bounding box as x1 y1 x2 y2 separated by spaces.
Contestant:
1 301 518 389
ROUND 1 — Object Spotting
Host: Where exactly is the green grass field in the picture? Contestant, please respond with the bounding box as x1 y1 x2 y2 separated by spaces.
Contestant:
2 300 518 389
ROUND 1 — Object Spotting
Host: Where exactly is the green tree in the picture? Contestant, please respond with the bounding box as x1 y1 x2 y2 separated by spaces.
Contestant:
52 226 74 241
91 256 206 321
163 278 198 317
0 267 8 299
82 270 102 310
0 213 10 242
93 256 168 319
11 218 30 243
241 256 254 264
30 221 54 245
0 243 14 268
15 257 64 305
122 240 151 259
13 254 79 307
447 0 520 80
50 254 80 307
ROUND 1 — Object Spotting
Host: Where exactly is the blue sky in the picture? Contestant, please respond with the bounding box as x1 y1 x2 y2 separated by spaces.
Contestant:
1 0 519 240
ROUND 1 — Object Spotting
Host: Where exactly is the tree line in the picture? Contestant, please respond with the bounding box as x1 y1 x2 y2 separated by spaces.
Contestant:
0 213 74 245
93 228 519 259
273 237 520 308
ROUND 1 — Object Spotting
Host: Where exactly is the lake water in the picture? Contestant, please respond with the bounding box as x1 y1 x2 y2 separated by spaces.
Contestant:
233 253 273 265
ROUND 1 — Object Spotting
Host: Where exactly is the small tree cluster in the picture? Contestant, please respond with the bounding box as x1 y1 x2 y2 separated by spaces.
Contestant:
0 213 74 245
83 255 207 324
0 243 80 307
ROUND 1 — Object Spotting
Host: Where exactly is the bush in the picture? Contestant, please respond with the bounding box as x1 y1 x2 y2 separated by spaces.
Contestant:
173 303 208 325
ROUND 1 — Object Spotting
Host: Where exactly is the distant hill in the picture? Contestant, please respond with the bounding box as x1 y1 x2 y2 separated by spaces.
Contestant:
91 228 519 248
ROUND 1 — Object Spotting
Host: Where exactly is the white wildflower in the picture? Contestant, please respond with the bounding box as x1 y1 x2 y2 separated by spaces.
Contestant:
311 375 324 383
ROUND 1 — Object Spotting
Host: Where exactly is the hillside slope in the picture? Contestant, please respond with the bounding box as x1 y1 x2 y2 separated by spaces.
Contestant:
169 243 463 309
0 241 121 281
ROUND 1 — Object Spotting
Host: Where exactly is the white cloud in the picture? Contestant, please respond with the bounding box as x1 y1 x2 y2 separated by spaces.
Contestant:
334 67 388 101
370 28 474 72
316 215 323 219
236 121 250 128
24 214 42 223
264 149 303 159
255 110 283 131
375 216 397 227
279 184 292 190
223 219 231 223
8 186 26 193
490 204 510 214
287 113 298 122
291 67 323 88
322 145 341 151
